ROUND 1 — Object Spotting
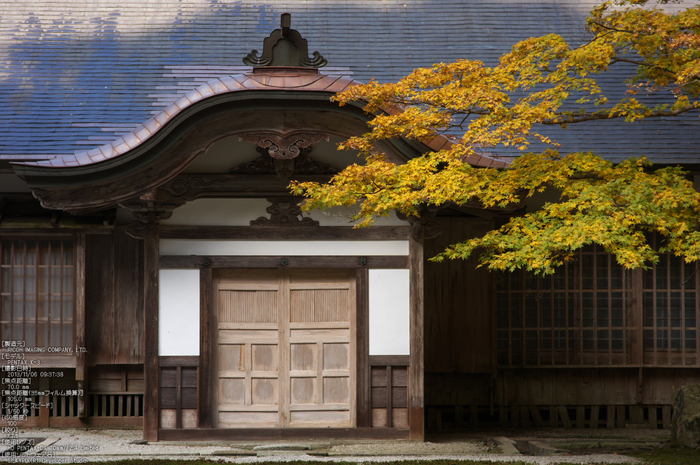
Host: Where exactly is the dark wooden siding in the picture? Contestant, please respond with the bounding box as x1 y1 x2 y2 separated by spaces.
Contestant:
423 217 700 429
425 218 495 374
86 228 144 365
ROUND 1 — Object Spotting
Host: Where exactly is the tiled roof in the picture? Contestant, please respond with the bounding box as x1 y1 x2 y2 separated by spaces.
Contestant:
0 0 697 165
16 68 506 170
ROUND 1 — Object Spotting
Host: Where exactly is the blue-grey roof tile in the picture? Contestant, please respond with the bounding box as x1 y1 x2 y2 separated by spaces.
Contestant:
0 0 697 163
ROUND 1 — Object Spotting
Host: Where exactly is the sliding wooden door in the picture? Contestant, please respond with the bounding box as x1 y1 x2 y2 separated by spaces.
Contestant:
213 269 355 428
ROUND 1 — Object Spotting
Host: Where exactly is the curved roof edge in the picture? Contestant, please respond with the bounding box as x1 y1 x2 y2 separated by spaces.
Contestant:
14 68 506 170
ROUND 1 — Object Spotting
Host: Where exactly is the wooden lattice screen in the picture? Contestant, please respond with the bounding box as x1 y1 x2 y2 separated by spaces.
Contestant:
496 245 699 367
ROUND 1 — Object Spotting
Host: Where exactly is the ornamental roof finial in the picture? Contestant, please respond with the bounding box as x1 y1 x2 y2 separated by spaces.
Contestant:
243 14 327 68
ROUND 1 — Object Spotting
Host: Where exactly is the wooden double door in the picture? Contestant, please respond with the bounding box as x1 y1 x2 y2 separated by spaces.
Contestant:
213 269 356 428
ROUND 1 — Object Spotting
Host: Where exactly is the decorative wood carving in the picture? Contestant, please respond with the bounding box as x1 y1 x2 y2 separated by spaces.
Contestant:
423 221 443 240
124 221 149 240
119 196 183 225
229 148 276 174
164 175 228 197
250 198 319 227
396 207 441 240
238 132 330 159
230 147 337 179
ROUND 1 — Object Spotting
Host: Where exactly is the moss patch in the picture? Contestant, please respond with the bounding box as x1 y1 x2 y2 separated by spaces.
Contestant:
630 444 700 465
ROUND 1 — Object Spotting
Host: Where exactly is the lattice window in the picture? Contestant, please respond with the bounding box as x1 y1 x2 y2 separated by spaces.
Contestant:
0 239 75 349
496 245 700 367
497 261 577 366
642 238 698 365
577 251 630 365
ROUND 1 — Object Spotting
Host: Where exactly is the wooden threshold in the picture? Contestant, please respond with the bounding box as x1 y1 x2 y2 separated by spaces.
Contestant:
158 427 410 441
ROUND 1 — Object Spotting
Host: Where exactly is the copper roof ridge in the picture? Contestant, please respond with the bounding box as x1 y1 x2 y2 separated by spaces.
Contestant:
12 70 507 170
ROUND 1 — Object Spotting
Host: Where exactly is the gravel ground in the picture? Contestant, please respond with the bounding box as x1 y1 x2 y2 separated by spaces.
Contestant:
0 428 652 464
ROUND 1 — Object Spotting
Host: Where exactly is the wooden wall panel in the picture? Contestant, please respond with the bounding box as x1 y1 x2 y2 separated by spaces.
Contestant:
113 228 144 364
86 229 144 366
495 368 700 406
86 234 115 366
425 373 491 407
641 369 700 405
88 365 144 393
424 218 495 374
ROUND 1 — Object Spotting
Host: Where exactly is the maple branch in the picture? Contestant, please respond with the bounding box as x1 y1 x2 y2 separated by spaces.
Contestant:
581 29 618 47
588 20 640 36
541 104 697 124
610 56 679 78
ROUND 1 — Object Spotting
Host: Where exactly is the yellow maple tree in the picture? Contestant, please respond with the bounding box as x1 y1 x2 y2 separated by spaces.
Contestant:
292 0 700 274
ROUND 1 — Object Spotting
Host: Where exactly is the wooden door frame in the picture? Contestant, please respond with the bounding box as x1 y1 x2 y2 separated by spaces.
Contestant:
208 267 358 429
186 252 419 440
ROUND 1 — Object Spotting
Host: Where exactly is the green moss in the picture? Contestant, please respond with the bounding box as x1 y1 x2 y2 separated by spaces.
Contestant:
630 444 700 465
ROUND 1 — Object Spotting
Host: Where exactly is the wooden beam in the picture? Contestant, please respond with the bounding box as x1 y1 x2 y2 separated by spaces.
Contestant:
160 255 408 270
143 222 160 442
355 268 370 428
160 225 411 241
158 427 409 441
369 355 410 366
158 356 200 367
408 230 424 441
0 229 109 235
199 268 213 429
160 174 335 202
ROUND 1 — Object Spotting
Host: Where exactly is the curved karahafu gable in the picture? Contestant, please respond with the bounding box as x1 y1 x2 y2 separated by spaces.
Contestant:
11 13 506 215
12 67 506 215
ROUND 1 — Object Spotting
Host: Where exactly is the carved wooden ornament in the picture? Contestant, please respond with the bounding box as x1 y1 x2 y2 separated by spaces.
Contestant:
250 198 319 227
238 132 330 159
229 146 338 178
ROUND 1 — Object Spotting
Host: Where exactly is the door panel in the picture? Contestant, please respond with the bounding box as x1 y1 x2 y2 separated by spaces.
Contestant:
215 270 281 428
214 269 355 428
287 270 354 428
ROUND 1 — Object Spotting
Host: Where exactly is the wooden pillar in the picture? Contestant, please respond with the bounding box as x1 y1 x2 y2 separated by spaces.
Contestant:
75 232 87 418
198 267 212 428
408 228 424 440
143 221 160 441
355 268 370 427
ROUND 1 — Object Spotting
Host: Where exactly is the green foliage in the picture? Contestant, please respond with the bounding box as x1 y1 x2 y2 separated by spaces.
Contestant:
291 0 700 274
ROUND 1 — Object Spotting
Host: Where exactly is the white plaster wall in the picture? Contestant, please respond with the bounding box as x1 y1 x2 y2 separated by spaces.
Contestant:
160 240 409 256
369 269 410 355
159 270 200 356
160 198 409 227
